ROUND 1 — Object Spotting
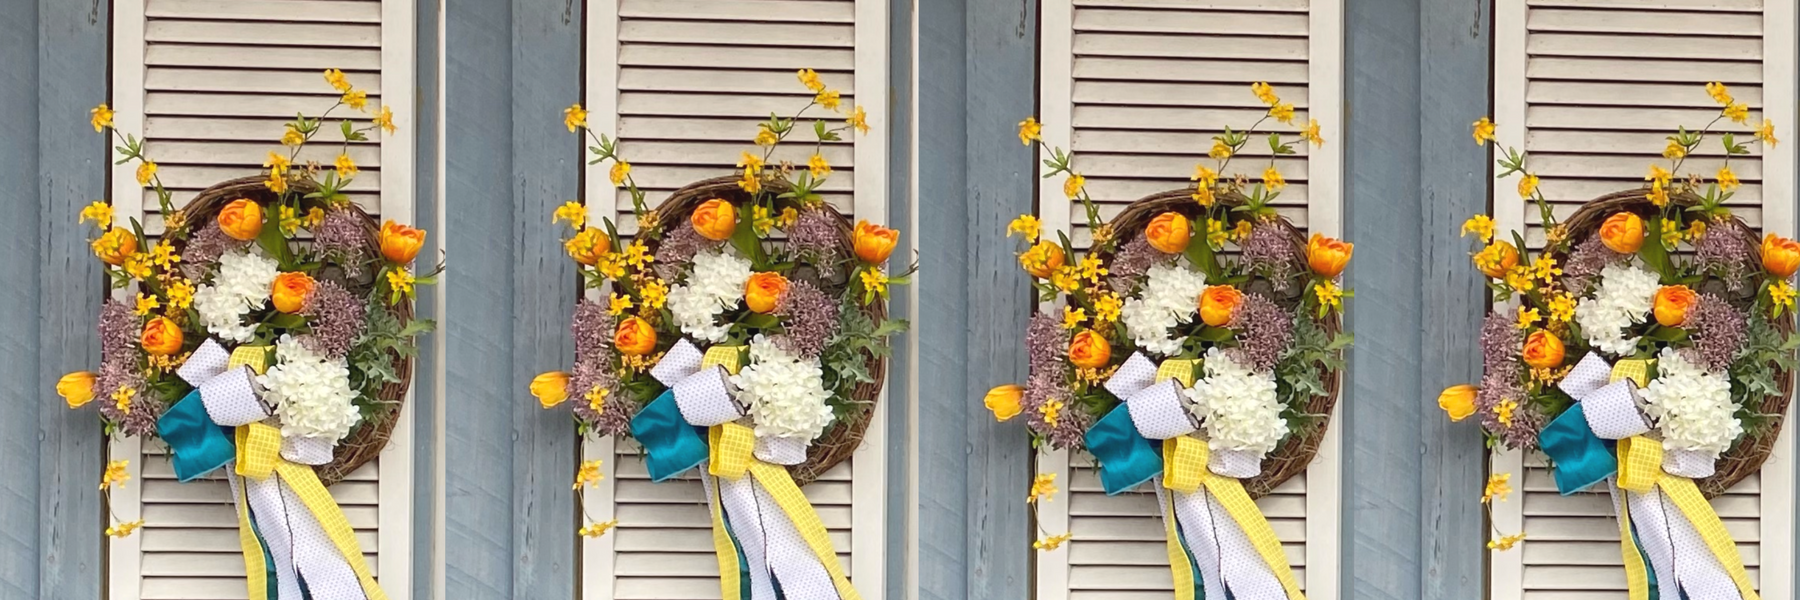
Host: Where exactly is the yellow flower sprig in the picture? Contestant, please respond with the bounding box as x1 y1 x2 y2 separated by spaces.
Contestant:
570 459 619 538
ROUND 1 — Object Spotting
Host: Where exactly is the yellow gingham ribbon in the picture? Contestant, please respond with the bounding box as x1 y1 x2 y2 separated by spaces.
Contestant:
1663 476 1759 600
1156 359 1201 388
1163 439 1305 600
705 472 745 600
1162 436 1207 494
231 474 269 600
709 422 756 480
747 461 861 600
1161 486 1198 600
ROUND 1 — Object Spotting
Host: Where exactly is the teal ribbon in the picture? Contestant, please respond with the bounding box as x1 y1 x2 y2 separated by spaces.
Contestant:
1538 402 1617 495
630 390 709 482
1175 522 1207 599
1085 403 1162 496
156 389 236 483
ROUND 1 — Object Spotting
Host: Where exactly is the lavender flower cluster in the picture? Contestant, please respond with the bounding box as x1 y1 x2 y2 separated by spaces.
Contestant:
313 207 372 264
1695 222 1758 292
180 221 248 278
773 280 839 360
1241 222 1299 291
1226 293 1293 372
300 280 366 360
653 222 722 279
1022 313 1085 448
96 300 156 436
568 300 628 435
1683 293 1747 373
785 207 844 265
1560 236 1631 296
1475 309 1540 449
1107 237 1176 293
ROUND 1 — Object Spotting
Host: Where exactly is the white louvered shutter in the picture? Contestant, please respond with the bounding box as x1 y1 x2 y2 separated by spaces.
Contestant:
108 1 416 598
1034 1 1343 599
1490 1 1795 598
581 0 889 598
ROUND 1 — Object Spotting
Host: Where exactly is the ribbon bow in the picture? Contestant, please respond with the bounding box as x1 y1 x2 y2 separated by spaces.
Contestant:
1083 352 1305 600
156 339 385 600
1539 353 1757 600
629 339 860 600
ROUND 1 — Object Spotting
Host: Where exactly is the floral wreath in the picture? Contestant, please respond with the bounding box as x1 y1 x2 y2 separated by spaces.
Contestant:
530 70 907 600
1442 83 1788 598
988 84 1350 600
58 72 437 599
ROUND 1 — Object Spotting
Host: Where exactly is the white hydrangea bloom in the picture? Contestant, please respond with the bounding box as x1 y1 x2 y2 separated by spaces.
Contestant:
1183 348 1288 456
1120 262 1209 356
667 248 753 343
1574 263 1659 356
259 334 361 442
192 249 279 343
732 335 835 441
1641 347 1741 457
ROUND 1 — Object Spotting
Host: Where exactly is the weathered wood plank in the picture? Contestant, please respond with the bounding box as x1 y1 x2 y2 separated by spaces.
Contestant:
0 0 43 597
408 1 441 596
30 0 110 598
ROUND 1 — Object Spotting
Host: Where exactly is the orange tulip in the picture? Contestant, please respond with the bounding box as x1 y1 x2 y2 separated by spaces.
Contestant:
217 199 264 241
613 317 657 356
1474 241 1519 279
566 228 611 266
1144 212 1191 254
270 272 316 313
1653 285 1698 327
57 371 97 408
1307 233 1354 278
91 228 137 265
1522 330 1565 370
140 317 184 356
691 199 738 241
380 220 427 264
1019 241 1065 279
852 220 899 264
1764 234 1800 279
1199 285 1243 327
1068 329 1112 369
745 272 790 314
530 371 571 408
1599 212 1644 254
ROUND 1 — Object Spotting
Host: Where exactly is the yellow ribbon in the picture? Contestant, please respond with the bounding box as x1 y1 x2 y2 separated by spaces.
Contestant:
1161 488 1198 600
1612 427 1758 600
1161 439 1305 600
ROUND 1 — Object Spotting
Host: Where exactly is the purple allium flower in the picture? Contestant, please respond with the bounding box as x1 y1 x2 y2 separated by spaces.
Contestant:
300 280 365 360
314 207 372 263
1227 293 1292 372
1026 312 1070 377
570 357 629 436
773 280 839 360
1560 237 1631 297
1020 313 1087 449
1241 222 1300 291
1474 309 1539 449
1107 237 1177 293
785 207 844 265
570 299 617 362
1684 293 1747 373
115 393 163 438
180 221 248 278
1695 221 1757 292
98 299 141 360
653 222 723 279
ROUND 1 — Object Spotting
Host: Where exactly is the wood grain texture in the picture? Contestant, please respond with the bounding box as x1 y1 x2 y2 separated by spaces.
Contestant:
1416 0 1489 598
884 0 913 596
1343 0 1424 597
26 0 110 598
0 0 43 596
444 0 579 596
411 0 441 596
915 0 1036 598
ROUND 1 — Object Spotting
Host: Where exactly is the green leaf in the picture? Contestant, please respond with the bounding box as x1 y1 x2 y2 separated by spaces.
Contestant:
1639 217 1676 281
1196 327 1234 343
1184 235 1222 282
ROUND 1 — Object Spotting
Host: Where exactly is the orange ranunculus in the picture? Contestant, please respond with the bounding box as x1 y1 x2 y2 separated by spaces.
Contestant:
1438 384 1477 422
1653 285 1699 327
984 384 1024 421
1020 241 1065 279
1144 212 1191 254
140 317 183 356
217 199 264 241
1599 212 1644 254
566 228 611 266
613 317 657 356
1308 233 1354 278
853 220 899 264
530 371 571 408
380 220 427 264
691 199 738 241
1522 330 1565 370
1199 285 1243 327
270 272 316 313
1068 329 1112 369
92 228 137 265
57 371 97 408
1763 233 1800 279
745 272 790 313
1474 241 1519 279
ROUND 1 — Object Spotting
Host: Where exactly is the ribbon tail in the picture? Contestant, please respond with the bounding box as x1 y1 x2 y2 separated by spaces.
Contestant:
1154 484 1203 600
703 472 752 600
1660 477 1759 600
228 471 275 600
749 462 860 600
1197 475 1305 600
1608 481 1656 600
